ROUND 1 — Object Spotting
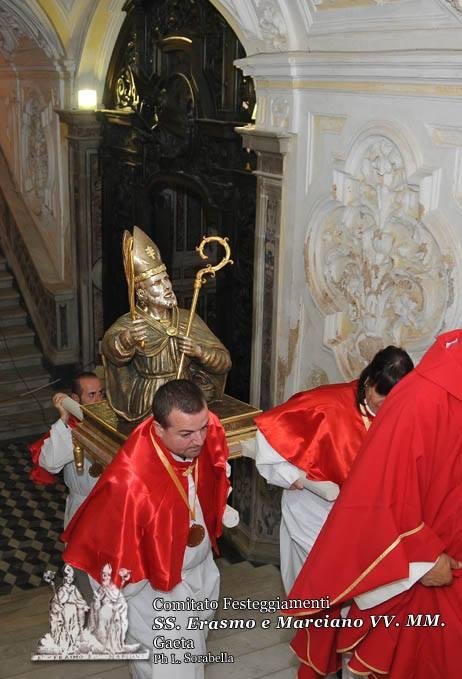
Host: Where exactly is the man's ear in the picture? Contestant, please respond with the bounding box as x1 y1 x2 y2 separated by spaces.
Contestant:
71 393 80 403
153 419 164 438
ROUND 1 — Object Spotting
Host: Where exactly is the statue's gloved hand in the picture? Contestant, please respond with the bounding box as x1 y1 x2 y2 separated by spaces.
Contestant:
177 335 204 360
119 318 149 349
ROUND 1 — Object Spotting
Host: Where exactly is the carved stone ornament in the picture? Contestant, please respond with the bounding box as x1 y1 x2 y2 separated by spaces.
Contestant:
306 134 453 379
0 7 22 56
254 0 287 50
22 92 52 217
270 97 290 129
445 0 462 13
0 2 60 61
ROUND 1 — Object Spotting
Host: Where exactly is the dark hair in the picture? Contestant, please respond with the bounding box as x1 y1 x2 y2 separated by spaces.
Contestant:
71 371 99 399
152 379 206 428
356 346 414 409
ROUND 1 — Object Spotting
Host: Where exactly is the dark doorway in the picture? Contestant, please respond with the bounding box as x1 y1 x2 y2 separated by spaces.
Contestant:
100 0 256 401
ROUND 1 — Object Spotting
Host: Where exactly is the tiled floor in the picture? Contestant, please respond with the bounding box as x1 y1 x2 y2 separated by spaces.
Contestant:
0 438 66 596
0 437 297 677
0 558 297 679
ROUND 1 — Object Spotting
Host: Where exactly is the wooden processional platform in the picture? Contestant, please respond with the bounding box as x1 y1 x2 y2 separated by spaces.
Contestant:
72 396 261 477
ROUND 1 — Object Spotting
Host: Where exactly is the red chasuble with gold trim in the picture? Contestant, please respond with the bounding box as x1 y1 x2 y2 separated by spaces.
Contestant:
61 412 229 591
288 330 462 678
255 380 369 485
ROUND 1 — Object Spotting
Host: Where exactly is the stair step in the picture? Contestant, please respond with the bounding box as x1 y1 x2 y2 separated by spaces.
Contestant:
0 386 56 417
0 324 35 348
0 304 28 327
0 406 57 440
0 288 20 307
0 365 53 391
0 270 13 288
0 345 42 371
0 252 56 442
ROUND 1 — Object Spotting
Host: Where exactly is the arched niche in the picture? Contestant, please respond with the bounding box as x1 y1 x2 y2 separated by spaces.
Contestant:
99 0 256 403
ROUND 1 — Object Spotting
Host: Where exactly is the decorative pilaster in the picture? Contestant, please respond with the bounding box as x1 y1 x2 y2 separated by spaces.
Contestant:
57 111 103 369
237 126 293 410
226 125 293 564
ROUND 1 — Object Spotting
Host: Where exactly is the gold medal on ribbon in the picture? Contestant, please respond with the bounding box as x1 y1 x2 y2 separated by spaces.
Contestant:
187 523 206 547
150 429 205 547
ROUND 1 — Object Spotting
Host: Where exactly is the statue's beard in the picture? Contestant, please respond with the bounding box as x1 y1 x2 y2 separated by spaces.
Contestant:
155 294 177 309
163 295 177 308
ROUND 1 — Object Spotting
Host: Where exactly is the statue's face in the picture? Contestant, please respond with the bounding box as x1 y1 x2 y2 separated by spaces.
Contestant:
63 565 74 584
101 564 112 585
137 271 177 311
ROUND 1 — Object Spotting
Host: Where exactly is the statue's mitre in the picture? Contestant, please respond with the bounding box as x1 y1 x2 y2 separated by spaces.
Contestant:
132 225 166 283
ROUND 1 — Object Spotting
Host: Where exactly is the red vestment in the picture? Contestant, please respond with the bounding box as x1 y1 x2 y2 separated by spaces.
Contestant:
61 411 229 591
28 416 79 485
289 330 462 678
255 380 368 484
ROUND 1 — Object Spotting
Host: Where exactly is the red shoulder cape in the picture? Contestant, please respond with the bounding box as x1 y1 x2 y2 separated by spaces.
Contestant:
28 416 79 485
289 330 462 678
255 380 368 484
61 411 229 591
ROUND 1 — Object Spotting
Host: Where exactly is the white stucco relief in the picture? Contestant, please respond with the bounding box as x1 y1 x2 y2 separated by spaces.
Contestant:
254 0 288 49
0 7 22 57
443 0 462 13
21 92 56 221
270 97 290 128
306 130 455 379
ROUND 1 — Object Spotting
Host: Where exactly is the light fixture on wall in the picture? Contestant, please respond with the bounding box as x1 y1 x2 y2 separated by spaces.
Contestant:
78 89 97 109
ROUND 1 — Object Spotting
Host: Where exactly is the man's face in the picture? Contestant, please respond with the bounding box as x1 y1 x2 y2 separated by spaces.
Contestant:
75 377 104 405
365 383 386 415
154 406 209 459
138 271 177 311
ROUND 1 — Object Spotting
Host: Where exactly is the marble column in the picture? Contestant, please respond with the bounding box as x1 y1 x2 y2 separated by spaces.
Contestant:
57 110 103 369
226 126 293 564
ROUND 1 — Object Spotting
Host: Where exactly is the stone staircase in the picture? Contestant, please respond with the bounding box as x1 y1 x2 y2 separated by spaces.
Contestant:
0 251 57 440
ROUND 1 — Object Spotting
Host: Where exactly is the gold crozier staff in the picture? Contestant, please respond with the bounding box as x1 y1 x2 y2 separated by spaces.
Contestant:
176 235 233 379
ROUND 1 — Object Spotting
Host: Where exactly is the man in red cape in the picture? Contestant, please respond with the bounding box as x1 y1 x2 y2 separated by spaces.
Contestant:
288 329 462 678
62 379 232 679
255 347 413 593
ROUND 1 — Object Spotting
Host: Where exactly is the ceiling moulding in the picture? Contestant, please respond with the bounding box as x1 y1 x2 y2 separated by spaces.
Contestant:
291 0 462 52
0 0 65 63
306 0 455 32
236 50 462 86
210 0 313 53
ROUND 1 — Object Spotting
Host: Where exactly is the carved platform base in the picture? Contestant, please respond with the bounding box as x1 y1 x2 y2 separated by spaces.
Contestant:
71 396 283 564
72 395 261 469
225 457 282 565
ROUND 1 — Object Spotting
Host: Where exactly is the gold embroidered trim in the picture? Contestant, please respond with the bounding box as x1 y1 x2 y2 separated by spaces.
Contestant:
292 522 424 616
331 522 424 605
134 263 166 282
354 650 388 675
337 631 367 653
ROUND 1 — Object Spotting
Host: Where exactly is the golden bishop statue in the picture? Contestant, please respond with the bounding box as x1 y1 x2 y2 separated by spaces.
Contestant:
101 226 232 422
